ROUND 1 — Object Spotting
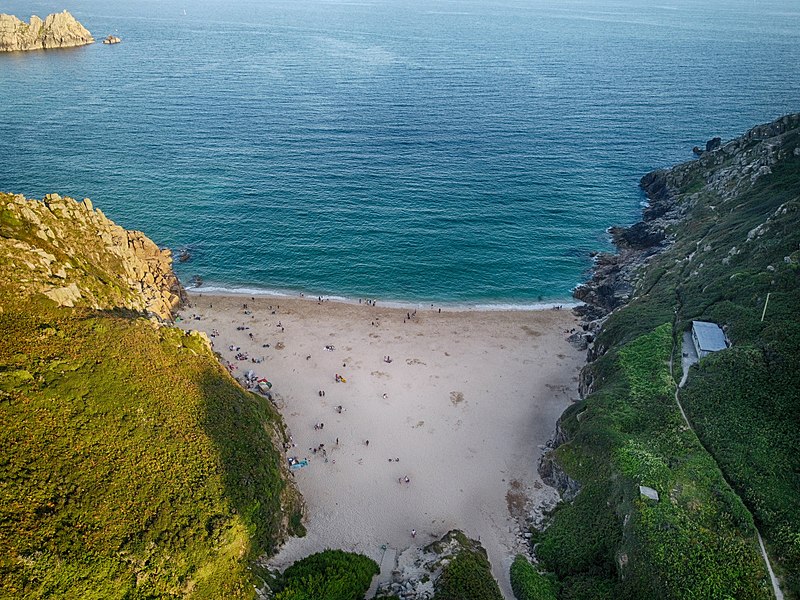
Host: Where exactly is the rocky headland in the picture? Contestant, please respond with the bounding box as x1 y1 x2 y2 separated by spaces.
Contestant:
0 193 304 597
532 113 800 598
0 192 185 319
572 112 800 359
0 11 93 52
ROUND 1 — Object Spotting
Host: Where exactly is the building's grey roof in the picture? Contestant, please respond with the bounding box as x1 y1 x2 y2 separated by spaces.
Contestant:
692 321 727 352
639 485 659 501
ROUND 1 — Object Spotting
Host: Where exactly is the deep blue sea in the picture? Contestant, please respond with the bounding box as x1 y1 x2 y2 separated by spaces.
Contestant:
2 0 799 306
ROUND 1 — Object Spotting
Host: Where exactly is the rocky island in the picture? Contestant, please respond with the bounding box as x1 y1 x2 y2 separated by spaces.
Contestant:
0 11 93 52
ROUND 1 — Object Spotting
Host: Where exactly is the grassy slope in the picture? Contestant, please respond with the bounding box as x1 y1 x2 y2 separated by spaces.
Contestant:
535 122 800 598
0 196 302 598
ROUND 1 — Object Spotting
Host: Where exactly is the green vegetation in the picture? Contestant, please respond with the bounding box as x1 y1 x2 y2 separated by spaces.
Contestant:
432 541 503 600
537 326 768 598
0 195 302 598
534 117 800 598
272 550 378 600
510 555 557 600
0 299 301 598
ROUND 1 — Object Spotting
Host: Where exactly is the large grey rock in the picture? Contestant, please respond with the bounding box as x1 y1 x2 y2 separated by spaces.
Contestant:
705 136 722 152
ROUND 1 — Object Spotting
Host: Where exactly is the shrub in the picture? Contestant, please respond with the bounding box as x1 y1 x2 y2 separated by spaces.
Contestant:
510 555 556 600
433 546 503 600
275 550 379 600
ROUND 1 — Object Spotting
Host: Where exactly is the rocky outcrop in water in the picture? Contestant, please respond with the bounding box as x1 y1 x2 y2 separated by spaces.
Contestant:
0 192 185 319
0 11 93 52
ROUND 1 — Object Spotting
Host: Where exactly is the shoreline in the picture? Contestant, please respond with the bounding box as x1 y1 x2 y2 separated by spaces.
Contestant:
183 284 582 313
177 290 585 598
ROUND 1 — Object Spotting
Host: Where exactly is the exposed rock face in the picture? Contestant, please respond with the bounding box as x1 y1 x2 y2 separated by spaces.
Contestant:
0 11 93 52
538 419 581 502
0 192 185 319
546 113 800 514
574 112 800 323
374 530 494 600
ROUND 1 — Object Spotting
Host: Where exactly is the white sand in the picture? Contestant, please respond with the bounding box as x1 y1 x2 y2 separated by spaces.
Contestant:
177 293 584 598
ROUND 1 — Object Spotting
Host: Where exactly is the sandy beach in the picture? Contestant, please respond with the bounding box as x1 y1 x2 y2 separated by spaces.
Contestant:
177 293 584 598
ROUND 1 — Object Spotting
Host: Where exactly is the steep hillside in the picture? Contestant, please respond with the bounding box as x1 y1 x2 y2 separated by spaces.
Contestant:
535 114 800 599
0 194 302 598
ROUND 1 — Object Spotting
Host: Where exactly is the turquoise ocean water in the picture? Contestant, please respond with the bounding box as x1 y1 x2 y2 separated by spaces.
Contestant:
2 0 799 306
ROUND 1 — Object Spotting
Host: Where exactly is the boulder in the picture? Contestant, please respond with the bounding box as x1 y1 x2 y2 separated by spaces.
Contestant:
705 136 722 152
44 283 82 307
639 485 659 502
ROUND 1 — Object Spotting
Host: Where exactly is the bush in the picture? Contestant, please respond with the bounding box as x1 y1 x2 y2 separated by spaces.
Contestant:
433 546 503 600
275 550 379 600
510 555 556 600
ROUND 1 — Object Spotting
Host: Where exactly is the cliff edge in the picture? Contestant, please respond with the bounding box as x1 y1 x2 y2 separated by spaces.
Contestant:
0 192 185 319
0 195 303 598
532 113 800 598
0 11 93 52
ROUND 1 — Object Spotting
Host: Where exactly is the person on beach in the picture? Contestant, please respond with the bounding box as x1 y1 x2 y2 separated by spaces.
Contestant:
411 529 416 538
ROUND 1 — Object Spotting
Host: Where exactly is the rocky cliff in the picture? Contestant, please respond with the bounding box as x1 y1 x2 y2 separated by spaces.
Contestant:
574 113 800 344
0 11 93 52
532 113 800 598
0 192 185 319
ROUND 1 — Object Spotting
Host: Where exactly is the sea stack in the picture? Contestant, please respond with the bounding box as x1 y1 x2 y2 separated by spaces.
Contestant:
0 11 93 52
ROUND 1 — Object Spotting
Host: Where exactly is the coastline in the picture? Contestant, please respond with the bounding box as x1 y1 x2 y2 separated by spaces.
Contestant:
176 290 585 598
183 283 581 313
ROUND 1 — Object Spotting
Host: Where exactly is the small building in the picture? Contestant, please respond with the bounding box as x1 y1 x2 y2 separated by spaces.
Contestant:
639 485 659 502
691 321 727 358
